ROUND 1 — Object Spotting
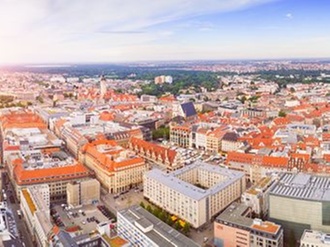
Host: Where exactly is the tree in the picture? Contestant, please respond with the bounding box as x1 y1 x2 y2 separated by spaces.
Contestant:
146 205 152 213
174 220 181 230
166 215 173 226
278 110 287 117
140 201 145 209
152 207 161 218
182 222 190 235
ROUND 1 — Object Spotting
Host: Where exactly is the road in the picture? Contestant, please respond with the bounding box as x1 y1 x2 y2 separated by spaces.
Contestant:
2 171 34 247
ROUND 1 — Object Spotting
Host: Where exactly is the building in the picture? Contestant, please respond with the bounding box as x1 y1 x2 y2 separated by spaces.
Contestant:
7 148 91 202
214 202 283 247
100 76 107 98
241 176 278 217
117 205 200 247
221 132 240 153
20 185 53 247
128 137 183 171
67 179 100 207
79 139 147 193
172 102 197 121
143 161 245 228
300 230 330 247
170 124 191 148
269 173 330 243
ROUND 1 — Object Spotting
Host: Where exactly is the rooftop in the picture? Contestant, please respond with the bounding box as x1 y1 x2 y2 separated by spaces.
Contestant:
145 161 244 201
216 202 281 236
270 173 330 201
119 205 200 247
301 230 330 245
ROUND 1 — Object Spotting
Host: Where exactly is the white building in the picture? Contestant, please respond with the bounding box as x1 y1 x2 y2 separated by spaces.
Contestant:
117 205 200 247
300 230 330 247
143 161 245 228
20 185 53 247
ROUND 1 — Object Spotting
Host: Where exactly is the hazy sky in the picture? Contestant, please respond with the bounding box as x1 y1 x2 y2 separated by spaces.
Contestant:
0 0 329 64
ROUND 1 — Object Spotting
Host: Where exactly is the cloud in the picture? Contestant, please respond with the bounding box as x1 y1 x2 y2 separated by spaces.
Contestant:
0 0 278 63
286 13 293 19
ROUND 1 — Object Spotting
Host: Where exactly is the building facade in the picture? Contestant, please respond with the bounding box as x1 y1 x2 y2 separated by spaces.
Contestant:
79 139 148 193
214 202 283 247
269 173 330 243
143 161 245 228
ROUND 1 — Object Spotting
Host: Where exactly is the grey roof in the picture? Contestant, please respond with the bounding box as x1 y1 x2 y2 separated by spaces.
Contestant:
180 102 197 117
56 230 79 247
222 132 238 142
215 202 253 229
119 205 200 247
270 173 330 201
145 161 245 201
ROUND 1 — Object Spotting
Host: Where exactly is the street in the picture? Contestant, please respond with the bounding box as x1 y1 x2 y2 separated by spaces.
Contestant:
2 171 34 247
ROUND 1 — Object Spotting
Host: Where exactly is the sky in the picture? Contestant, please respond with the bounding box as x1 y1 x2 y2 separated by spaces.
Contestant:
0 0 329 64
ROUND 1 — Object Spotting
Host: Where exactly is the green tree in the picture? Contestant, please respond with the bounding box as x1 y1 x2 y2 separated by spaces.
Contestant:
140 201 145 209
182 222 190 235
278 110 287 117
174 221 181 230
152 207 161 218
166 215 173 226
146 205 152 213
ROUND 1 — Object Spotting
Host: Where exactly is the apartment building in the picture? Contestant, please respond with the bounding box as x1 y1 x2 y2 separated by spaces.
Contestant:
170 124 191 148
143 161 245 228
117 205 200 247
128 137 183 171
214 202 283 247
79 139 148 193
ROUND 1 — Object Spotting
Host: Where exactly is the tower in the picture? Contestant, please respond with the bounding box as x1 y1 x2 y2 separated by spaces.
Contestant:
100 75 107 98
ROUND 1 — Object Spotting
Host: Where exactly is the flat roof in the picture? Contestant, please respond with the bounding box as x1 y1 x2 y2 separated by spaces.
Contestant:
119 205 200 247
270 173 330 201
301 230 330 245
145 161 244 201
216 203 281 236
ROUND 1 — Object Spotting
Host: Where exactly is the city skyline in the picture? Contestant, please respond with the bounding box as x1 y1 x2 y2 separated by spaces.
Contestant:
0 0 330 64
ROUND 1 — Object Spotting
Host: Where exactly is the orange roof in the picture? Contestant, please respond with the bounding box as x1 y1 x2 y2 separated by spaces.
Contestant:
323 133 330 141
82 139 145 172
0 112 47 130
14 161 90 185
251 221 280 234
22 189 36 215
273 117 290 126
130 137 177 164
99 111 115 121
159 94 176 102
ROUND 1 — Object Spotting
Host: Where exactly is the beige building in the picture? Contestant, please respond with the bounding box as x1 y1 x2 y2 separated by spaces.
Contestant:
20 185 53 247
128 137 183 171
241 176 278 217
67 179 100 207
79 139 148 193
300 230 330 247
143 161 245 228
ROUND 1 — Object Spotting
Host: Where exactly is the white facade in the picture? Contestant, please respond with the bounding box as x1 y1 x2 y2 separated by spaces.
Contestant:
143 161 245 228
